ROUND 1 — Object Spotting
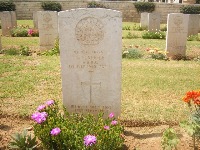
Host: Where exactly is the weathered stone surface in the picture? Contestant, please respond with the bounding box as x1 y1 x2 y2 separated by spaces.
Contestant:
33 11 38 29
0 11 17 36
37 11 58 50
140 12 148 29
187 14 199 36
166 13 189 58
0 36 2 51
148 13 160 32
59 8 122 118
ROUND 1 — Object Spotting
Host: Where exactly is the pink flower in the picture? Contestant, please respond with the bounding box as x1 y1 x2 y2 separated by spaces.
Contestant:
46 100 54 106
50 127 61 136
111 120 118 125
28 29 33 35
37 105 46 111
109 113 114 118
84 135 97 146
31 112 48 124
104 125 110 130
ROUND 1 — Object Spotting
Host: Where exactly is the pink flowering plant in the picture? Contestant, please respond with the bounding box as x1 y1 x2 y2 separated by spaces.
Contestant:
32 100 124 150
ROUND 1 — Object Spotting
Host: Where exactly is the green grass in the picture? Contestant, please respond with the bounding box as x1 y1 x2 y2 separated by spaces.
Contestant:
0 21 200 124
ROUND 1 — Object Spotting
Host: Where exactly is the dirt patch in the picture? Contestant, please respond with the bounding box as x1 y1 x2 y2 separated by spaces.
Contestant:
0 115 199 150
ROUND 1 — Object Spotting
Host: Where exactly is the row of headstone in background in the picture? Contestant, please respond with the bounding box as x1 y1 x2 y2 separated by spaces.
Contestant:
37 11 58 50
166 13 200 58
0 11 17 36
140 12 160 32
59 8 122 118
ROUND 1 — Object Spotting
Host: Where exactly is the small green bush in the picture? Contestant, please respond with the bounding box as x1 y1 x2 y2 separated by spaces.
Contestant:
124 32 139 39
133 2 155 13
11 26 28 37
142 31 166 39
1 46 31 56
122 48 143 59
41 1 62 11
0 1 16 11
122 25 131 30
87 1 107 8
180 5 200 14
187 35 200 41
9 129 38 150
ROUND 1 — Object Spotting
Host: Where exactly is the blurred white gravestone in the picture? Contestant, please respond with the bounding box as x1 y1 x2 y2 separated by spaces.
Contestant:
148 13 160 32
33 12 38 29
59 8 122 118
0 11 17 36
140 12 148 29
187 14 199 36
166 13 189 58
37 11 58 51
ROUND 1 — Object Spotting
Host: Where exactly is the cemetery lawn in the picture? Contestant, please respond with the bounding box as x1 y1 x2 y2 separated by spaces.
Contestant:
1 21 200 149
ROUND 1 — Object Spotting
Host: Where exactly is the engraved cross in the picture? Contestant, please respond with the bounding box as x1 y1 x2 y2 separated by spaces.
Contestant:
81 71 101 103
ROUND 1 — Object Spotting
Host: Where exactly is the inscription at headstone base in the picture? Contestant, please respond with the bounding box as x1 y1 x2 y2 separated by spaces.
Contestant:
0 11 17 36
59 8 122 118
37 11 58 50
188 14 199 36
165 13 189 58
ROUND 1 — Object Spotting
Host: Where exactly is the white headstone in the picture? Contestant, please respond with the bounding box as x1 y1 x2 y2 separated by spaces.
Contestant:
33 12 38 29
148 13 160 32
0 11 17 36
37 11 58 50
188 14 199 36
140 12 148 29
59 8 122 118
166 13 189 58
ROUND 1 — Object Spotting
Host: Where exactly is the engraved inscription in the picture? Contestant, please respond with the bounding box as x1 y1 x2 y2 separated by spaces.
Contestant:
75 17 104 45
70 105 112 114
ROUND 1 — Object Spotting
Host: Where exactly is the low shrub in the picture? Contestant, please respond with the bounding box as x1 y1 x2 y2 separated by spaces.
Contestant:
87 1 107 8
180 5 200 14
0 1 16 11
146 48 168 60
32 100 124 150
142 30 166 39
187 34 200 41
122 48 143 59
124 32 139 39
11 26 28 37
41 1 62 11
122 25 131 30
11 26 39 37
133 2 155 13
1 45 31 56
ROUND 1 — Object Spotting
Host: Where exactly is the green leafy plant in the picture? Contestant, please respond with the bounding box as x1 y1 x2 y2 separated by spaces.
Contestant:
122 25 131 30
8 129 38 150
0 1 16 11
133 2 155 13
142 30 166 39
161 127 179 150
87 1 107 8
180 5 200 14
11 26 28 37
41 1 62 12
41 38 59 56
32 100 124 150
187 35 200 41
1 45 31 56
122 48 143 59
180 90 200 150
124 32 139 39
